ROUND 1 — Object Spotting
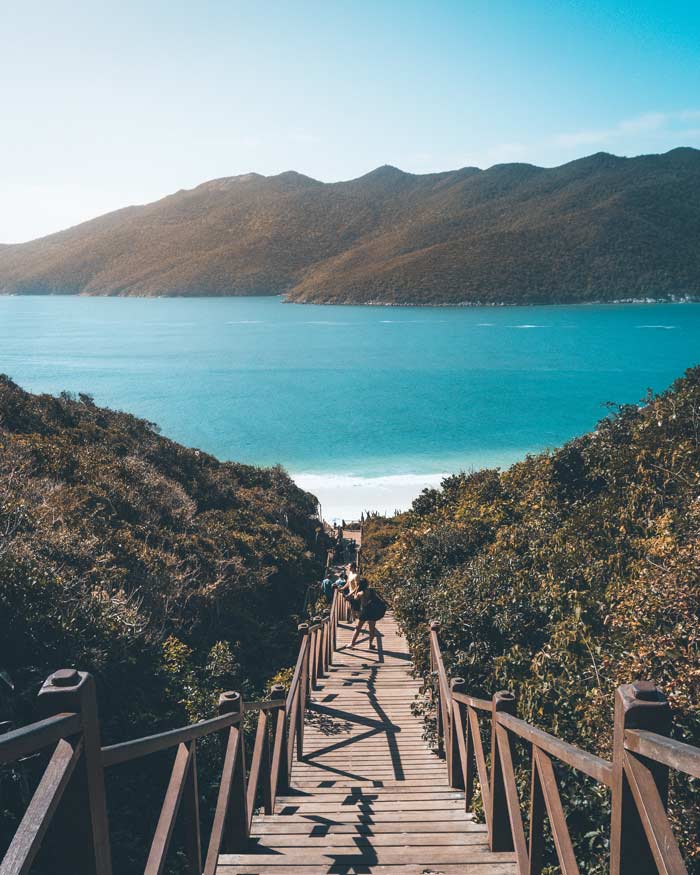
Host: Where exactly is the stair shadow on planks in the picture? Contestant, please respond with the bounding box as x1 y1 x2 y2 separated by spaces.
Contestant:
217 613 518 875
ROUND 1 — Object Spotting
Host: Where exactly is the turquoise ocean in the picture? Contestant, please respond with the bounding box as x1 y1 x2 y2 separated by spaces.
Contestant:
1 295 698 518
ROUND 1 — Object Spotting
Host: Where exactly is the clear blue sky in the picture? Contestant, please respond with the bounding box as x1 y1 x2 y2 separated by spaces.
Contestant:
2 0 699 243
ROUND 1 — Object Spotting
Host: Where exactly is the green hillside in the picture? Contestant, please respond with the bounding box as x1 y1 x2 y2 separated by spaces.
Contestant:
363 367 700 870
1 148 699 305
0 377 325 871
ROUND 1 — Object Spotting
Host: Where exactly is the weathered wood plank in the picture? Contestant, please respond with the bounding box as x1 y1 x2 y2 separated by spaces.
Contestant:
219 847 517 864
251 821 485 835
217 864 518 875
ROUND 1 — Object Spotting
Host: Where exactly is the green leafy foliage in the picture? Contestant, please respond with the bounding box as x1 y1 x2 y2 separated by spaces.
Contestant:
363 366 700 872
0 377 326 872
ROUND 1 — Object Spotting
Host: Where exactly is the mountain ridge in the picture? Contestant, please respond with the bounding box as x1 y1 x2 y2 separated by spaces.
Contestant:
1 147 699 304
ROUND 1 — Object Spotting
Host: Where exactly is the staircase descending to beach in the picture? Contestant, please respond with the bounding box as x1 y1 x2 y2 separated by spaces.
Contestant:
217 611 516 874
3 587 699 875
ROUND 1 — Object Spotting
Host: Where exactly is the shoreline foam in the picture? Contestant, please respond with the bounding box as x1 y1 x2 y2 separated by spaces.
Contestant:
292 471 450 521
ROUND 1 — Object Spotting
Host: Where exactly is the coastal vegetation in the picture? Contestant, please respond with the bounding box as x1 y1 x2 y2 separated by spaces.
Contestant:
1 148 699 305
0 377 326 871
363 366 700 871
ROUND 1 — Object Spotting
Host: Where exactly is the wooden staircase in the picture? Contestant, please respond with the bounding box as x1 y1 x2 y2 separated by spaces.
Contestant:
5 590 694 875
217 612 517 874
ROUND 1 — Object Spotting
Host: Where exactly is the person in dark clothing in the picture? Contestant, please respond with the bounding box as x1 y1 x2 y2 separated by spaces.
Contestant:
350 578 387 650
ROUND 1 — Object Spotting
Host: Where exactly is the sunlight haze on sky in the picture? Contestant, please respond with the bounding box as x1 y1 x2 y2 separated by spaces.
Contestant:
2 0 700 242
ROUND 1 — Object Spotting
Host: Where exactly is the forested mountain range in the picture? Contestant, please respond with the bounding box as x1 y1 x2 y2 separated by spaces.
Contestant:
1 147 699 304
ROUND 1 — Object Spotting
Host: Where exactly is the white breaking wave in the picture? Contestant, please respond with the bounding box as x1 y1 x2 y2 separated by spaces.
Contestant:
294 472 449 490
637 324 676 329
292 472 449 520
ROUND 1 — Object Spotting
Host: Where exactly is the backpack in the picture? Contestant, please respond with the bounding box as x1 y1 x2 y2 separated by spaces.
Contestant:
366 589 387 620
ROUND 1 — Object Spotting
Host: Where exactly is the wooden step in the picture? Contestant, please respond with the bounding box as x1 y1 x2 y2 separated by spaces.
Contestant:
250 833 489 848
253 809 476 825
251 819 481 834
218 865 516 875
218 847 516 865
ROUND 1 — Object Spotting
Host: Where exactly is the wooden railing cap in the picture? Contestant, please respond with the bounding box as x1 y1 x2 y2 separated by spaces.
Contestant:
616 681 670 731
492 690 516 712
630 680 664 702
429 620 441 631
269 684 286 700
218 690 242 715
49 668 81 688
37 668 97 720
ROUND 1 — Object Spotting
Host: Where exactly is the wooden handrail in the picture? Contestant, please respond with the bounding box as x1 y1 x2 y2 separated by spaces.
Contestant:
0 712 81 765
243 699 286 713
497 711 613 786
101 695 282 768
625 728 700 780
285 637 308 707
451 690 491 711
428 620 698 875
102 709 242 767
1 602 321 875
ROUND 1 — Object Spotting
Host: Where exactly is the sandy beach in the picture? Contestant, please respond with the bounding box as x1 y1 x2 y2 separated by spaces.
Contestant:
292 472 450 522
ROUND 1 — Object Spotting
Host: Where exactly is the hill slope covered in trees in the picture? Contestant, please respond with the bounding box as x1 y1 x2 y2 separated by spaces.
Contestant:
363 367 700 870
1 148 699 305
0 378 325 870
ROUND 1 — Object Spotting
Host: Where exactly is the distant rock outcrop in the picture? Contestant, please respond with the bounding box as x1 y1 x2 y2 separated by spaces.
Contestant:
1 148 699 304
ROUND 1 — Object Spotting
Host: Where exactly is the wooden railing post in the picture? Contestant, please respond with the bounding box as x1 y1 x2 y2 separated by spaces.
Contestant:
36 669 112 875
312 616 323 685
307 623 316 691
449 678 466 790
429 622 444 752
316 615 325 680
329 591 336 655
322 611 331 674
218 691 248 852
610 681 672 875
269 684 289 799
489 690 517 852
246 709 271 823
317 616 325 679
182 740 202 875
297 623 309 761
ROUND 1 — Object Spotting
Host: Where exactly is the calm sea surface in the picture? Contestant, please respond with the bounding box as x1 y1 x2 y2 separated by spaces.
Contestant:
1 296 698 516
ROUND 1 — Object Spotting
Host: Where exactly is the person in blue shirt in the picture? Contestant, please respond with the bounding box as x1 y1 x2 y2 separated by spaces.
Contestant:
321 573 334 602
